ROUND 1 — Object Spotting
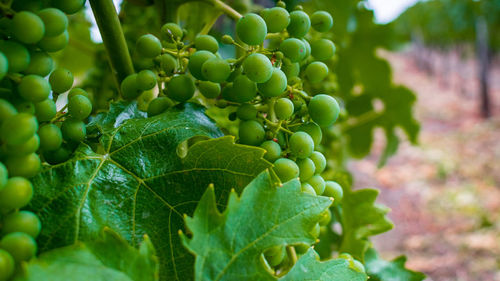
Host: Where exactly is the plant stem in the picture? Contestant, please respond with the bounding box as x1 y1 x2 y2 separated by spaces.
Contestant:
204 0 242 20
154 0 179 24
89 0 134 86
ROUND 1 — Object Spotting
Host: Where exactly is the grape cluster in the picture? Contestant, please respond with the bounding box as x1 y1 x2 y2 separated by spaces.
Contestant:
122 1 345 269
0 1 86 279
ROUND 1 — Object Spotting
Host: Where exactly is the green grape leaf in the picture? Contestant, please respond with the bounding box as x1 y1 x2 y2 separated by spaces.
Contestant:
15 228 158 281
29 102 272 281
339 188 394 262
280 248 367 281
365 248 426 281
182 171 345 281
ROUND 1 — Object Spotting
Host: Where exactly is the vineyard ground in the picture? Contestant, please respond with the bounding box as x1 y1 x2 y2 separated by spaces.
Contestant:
349 49 500 281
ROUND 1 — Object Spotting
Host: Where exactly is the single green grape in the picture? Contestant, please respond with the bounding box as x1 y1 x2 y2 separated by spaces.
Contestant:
24 50 53 77
0 162 7 191
297 122 322 148
281 58 300 79
305 61 328 83
194 35 218 53
296 157 315 181
323 181 343 204
0 99 17 123
201 58 231 83
236 13 267 46
294 242 310 254
136 34 162 58
311 39 336 61
301 182 316 196
232 75 257 102
167 74 195 102
67 88 89 100
37 8 68 36
161 23 183 42
136 69 157 91
43 145 71 165
287 10 310 38
274 98 294 120
264 244 286 267
34 99 56 122
0 40 30 73
318 209 332 226
260 140 281 162
0 177 33 210
61 118 86 142
279 38 306 63
4 134 40 156
188 50 216 80
12 11 45 44
289 131 314 159
147 97 173 117
158 54 177 75
2 211 41 238
38 123 63 151
243 53 273 83
18 74 51 102
0 113 38 145
237 103 258 121
197 81 221 99
273 158 299 182
0 52 7 81
239 120 265 146
307 175 325 195
311 11 333 32
5 153 41 178
262 7 290 33
49 68 73 93
52 0 86 14
121 74 143 100
309 151 326 174
308 94 340 127
257 68 287 97
14 100 35 114
302 39 311 58
0 249 14 281
0 232 37 263
38 29 69 52
220 83 236 102
221 34 234 44
68 95 92 120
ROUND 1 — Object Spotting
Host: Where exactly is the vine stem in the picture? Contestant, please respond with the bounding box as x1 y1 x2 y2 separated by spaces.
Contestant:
89 0 134 86
203 0 242 20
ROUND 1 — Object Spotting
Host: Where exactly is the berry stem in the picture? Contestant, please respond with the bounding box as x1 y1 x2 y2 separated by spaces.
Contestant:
204 0 242 20
89 0 134 86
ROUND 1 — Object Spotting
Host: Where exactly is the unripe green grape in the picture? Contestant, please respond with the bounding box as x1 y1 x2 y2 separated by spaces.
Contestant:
305 61 328 83
302 39 311 58
239 120 265 146
273 158 299 182
24 50 53 77
147 97 173 117
34 99 56 122
319 209 332 226
220 83 236 102
0 52 7 81
274 98 294 120
236 103 258 121
67 88 89 100
49 68 73 93
188 50 216 80
308 94 340 127
0 163 7 191
201 58 231 83
43 145 71 164
260 140 281 162
158 53 177 75
310 223 320 238
5 153 41 178
18 74 51 102
0 249 14 281
0 177 33 210
257 68 287 97
121 74 143 100
227 67 242 82
311 11 333 32
38 30 69 52
136 34 162 58
296 157 315 181
161 23 183 42
14 101 35 114
61 118 86 142
1 113 38 145
0 99 17 122
324 181 343 204
281 58 299 79
236 13 267 46
310 151 326 174
4 134 39 156
297 122 322 149
0 232 37 262
242 53 273 83
167 75 195 102
279 38 306 63
2 211 41 238
197 81 221 99
0 41 30 73
311 39 336 61
12 11 45 44
221 34 234 45
262 7 290 33
308 175 325 195
301 182 316 195
133 55 154 71
52 0 86 14
264 245 286 267
232 75 257 102
194 35 218 53
68 95 92 120
136 69 157 90
289 131 314 159
287 11 310 38
37 8 68 36
38 123 63 151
